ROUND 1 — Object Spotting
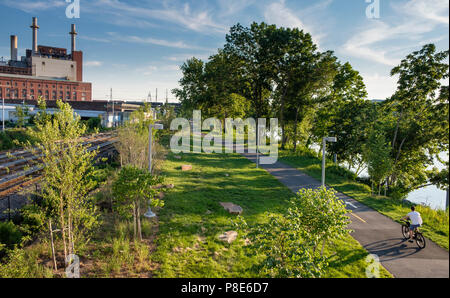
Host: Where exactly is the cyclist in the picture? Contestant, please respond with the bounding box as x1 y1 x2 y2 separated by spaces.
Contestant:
402 206 423 242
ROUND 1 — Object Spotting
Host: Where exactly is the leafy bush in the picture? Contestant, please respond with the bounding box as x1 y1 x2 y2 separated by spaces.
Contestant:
0 248 53 278
328 164 357 181
86 117 102 132
0 221 23 249
236 187 350 278
0 129 37 150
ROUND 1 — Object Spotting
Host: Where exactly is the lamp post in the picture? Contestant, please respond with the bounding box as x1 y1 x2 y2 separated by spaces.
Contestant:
322 137 337 187
144 123 164 218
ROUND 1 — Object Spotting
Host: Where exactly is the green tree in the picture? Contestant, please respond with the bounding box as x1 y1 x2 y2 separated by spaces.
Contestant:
25 100 99 265
15 104 29 128
386 44 449 193
173 57 207 118
224 22 278 118
34 97 52 126
112 166 164 241
363 126 394 195
237 187 350 278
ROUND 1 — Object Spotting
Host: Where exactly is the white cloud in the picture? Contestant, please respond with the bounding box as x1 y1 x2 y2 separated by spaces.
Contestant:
0 0 65 12
394 0 449 25
79 36 111 43
263 0 330 48
85 61 103 67
164 53 211 62
88 0 227 34
341 0 449 66
100 32 207 50
362 73 398 100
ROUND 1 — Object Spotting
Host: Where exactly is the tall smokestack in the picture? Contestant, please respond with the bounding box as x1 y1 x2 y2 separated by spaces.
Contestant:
30 17 39 54
69 24 77 54
10 35 18 61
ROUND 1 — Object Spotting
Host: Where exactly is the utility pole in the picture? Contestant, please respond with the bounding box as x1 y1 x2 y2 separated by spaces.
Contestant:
2 95 5 132
156 88 158 103
110 88 115 127
166 89 168 104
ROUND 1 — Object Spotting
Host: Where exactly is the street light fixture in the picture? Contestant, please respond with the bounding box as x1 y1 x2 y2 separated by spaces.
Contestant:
322 136 337 187
144 122 164 219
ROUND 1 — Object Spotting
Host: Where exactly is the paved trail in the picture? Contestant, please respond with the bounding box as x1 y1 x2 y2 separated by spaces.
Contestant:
241 151 449 278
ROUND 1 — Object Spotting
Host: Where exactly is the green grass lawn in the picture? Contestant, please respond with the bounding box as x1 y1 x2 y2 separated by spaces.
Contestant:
278 150 449 250
151 151 392 278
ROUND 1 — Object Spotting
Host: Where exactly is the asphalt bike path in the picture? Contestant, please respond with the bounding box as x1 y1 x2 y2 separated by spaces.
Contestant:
240 151 449 278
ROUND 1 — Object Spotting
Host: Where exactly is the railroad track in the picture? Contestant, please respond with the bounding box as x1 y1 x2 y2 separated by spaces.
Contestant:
0 132 118 198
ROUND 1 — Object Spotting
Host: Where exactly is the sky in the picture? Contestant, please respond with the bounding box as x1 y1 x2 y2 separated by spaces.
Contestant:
0 0 448 102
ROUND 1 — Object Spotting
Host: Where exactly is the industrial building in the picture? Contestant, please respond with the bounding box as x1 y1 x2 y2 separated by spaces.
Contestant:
0 17 92 102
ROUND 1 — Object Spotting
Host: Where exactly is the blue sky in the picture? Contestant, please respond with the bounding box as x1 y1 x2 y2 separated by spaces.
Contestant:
0 0 448 101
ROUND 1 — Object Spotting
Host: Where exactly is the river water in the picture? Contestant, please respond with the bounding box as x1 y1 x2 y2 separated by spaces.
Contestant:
308 144 449 210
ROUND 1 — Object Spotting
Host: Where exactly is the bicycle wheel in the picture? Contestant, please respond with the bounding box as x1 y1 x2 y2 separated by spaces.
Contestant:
415 233 426 249
401 225 410 239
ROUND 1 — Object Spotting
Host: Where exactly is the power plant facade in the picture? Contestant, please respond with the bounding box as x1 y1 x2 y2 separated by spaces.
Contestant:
0 17 92 101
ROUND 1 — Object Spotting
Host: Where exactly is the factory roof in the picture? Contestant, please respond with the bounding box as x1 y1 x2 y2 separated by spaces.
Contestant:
3 99 141 112
0 73 86 83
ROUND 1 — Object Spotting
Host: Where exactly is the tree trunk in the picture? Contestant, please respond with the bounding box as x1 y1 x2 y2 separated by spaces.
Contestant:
378 181 381 196
137 202 142 241
68 210 73 256
133 202 137 240
59 201 68 264
293 108 299 152
280 83 289 150
392 108 403 151
49 219 58 271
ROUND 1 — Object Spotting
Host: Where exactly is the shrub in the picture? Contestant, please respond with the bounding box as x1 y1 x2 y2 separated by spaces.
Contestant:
86 117 102 131
0 248 53 278
0 221 23 251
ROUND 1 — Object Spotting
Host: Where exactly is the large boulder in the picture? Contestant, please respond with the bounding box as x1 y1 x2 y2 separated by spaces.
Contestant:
220 202 243 215
181 165 192 171
218 231 238 244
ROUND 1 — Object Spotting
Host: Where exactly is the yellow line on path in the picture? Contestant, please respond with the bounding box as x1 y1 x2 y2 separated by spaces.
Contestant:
351 213 367 223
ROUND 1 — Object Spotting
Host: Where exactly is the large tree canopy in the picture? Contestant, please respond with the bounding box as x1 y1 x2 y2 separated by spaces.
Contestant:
173 22 449 197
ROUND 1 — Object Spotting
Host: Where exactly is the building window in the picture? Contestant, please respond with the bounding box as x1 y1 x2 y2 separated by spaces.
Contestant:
0 88 2 98
59 91 63 99
38 90 43 98
22 89 27 99
45 90 49 100
10 89 18 99
52 91 56 100
66 91 70 100
6 88 10 98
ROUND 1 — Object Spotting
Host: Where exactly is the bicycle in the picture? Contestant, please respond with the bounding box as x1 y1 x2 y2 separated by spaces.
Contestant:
401 220 426 249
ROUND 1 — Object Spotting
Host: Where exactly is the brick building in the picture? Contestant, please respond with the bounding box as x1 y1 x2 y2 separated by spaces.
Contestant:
0 18 92 102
